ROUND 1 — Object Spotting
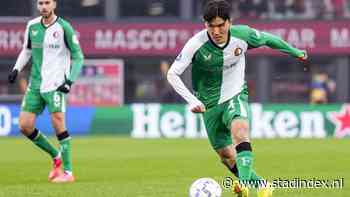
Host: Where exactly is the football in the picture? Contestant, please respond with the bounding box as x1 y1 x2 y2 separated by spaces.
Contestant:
189 177 222 197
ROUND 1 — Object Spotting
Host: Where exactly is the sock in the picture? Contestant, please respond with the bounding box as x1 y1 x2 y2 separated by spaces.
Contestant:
57 131 73 173
235 142 254 181
26 128 59 158
229 164 239 178
230 164 262 181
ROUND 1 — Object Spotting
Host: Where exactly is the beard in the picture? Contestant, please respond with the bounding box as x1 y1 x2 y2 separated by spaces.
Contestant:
41 11 53 18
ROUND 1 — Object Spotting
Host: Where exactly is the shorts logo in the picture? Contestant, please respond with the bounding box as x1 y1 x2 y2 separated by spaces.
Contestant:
234 47 243 56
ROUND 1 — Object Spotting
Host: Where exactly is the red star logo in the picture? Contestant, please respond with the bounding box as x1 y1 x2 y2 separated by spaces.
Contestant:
328 105 350 138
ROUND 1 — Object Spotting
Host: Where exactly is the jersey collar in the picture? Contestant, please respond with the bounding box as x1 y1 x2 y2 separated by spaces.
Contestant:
207 30 231 50
41 15 59 29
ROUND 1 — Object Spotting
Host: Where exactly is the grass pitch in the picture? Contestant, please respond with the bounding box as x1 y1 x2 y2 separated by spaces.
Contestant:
0 137 348 197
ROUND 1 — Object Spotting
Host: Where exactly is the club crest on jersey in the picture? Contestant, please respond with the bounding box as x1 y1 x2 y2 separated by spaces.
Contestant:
53 31 60 38
234 47 243 56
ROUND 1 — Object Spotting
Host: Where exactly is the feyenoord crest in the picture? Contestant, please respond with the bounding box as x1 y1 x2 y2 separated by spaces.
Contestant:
234 47 242 56
53 31 60 39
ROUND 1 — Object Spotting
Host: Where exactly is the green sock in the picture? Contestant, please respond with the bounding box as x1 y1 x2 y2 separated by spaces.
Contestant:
231 165 261 181
29 129 59 158
59 137 72 173
236 151 254 181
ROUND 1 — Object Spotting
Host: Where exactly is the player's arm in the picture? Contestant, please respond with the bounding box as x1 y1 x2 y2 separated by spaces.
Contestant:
8 23 32 83
64 22 84 83
241 26 307 60
57 22 84 93
167 38 206 113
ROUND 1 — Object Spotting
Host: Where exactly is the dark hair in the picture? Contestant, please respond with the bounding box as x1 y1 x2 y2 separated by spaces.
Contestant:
203 0 231 23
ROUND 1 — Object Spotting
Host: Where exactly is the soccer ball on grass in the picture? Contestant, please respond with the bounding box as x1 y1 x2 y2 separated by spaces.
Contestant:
189 177 222 197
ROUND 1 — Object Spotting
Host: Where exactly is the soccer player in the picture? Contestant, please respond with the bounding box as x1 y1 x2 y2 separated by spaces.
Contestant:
8 0 84 183
167 0 307 196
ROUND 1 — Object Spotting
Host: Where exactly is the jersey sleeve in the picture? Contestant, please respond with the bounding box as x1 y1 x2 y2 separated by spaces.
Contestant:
167 37 204 107
63 22 84 83
13 23 32 71
232 25 305 58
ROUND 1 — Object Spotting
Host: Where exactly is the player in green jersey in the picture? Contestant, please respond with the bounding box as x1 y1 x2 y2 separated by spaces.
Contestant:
8 0 84 183
167 0 307 196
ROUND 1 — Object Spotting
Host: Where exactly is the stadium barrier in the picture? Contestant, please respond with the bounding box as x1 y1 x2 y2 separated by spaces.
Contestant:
0 103 349 138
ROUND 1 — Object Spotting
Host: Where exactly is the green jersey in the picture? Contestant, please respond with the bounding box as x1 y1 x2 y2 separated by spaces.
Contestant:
168 25 305 108
14 16 84 93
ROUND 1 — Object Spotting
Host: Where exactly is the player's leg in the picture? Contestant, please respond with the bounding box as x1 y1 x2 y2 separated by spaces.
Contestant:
221 88 260 182
20 89 60 160
230 118 255 181
212 127 250 197
44 91 74 182
217 144 239 177
230 119 273 196
203 105 237 174
217 142 261 179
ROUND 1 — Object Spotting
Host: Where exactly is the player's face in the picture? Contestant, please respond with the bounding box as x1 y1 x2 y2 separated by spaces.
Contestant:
37 0 56 18
205 17 231 45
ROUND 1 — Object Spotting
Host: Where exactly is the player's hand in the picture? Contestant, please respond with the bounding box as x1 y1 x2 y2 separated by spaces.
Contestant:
8 69 18 84
298 50 310 71
298 50 308 62
57 80 73 94
190 102 206 113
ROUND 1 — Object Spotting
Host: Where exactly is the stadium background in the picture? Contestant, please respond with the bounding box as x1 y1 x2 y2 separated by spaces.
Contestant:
0 0 349 197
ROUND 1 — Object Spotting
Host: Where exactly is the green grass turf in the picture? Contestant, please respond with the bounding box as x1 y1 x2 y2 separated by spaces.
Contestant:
0 137 348 197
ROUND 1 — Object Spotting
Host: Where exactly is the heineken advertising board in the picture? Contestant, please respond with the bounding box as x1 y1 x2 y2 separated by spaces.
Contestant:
1 103 350 138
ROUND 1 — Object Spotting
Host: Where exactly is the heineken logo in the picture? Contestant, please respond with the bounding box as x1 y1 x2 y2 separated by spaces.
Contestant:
130 103 350 139
250 104 327 138
328 105 350 138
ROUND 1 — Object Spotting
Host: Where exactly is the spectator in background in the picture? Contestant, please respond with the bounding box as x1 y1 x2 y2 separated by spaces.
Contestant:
332 0 346 18
309 0 336 20
238 0 269 19
146 0 178 17
310 70 336 104
238 0 255 18
286 0 303 15
270 0 287 19
344 0 350 18
148 1 165 16
81 0 101 16
254 0 269 19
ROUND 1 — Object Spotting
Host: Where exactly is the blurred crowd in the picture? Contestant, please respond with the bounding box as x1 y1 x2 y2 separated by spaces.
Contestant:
3 0 350 20
231 0 350 20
